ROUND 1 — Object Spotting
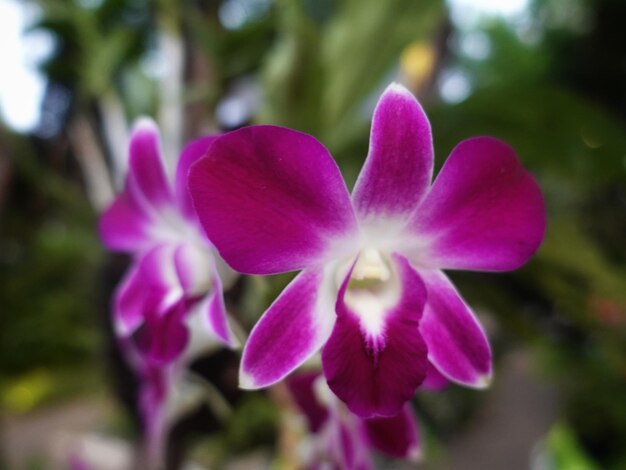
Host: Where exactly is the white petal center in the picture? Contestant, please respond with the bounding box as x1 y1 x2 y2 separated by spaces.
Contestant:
336 249 400 336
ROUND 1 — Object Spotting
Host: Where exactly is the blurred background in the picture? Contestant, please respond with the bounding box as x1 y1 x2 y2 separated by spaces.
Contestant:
0 0 625 468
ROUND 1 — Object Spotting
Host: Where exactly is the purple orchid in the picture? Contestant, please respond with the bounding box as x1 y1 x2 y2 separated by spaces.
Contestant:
99 119 238 460
188 83 546 418
287 371 421 469
100 118 237 358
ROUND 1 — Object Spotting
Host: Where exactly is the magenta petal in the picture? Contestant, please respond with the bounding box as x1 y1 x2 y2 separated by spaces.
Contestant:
188 125 357 275
286 372 329 433
410 137 546 271
239 267 336 388
114 262 148 336
362 403 421 459
314 418 373 470
127 119 173 211
421 362 450 391
173 244 209 294
204 261 236 347
114 245 183 336
138 364 168 458
419 269 492 388
352 83 433 221
99 191 152 252
138 304 190 364
335 422 373 470
322 255 429 418
138 245 182 302
69 454 91 470
175 135 218 219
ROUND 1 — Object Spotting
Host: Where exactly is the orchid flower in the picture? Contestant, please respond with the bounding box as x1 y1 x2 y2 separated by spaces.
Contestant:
287 372 421 469
188 83 546 418
100 119 237 354
99 119 238 460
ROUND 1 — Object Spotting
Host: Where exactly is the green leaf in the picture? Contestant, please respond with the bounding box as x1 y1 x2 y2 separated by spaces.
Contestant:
259 0 324 134
546 423 601 470
320 0 443 137
82 28 134 95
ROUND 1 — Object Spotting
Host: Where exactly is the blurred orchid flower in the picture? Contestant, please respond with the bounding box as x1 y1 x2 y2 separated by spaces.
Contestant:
100 119 237 352
189 83 546 418
99 119 238 461
287 372 421 469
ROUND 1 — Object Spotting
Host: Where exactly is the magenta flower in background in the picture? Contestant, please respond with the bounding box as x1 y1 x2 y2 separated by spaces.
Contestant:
99 119 238 459
100 118 237 359
188 83 546 418
287 371 421 469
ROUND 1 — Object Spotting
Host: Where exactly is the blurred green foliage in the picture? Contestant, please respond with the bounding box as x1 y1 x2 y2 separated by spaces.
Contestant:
260 0 444 147
546 422 601 470
0 132 103 406
35 0 152 96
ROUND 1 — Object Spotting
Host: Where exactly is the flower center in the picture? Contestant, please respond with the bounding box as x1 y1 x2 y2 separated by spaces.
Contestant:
149 204 207 250
336 249 400 336
348 248 392 291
